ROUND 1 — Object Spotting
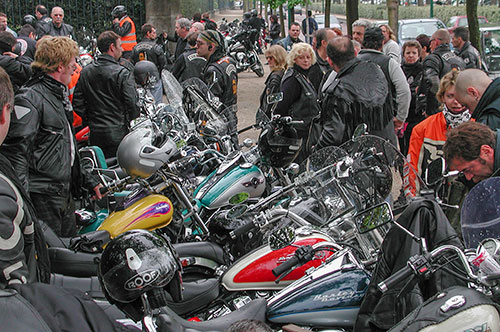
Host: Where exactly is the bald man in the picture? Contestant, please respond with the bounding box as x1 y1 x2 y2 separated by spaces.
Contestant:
420 29 464 116
456 69 500 130
308 28 336 92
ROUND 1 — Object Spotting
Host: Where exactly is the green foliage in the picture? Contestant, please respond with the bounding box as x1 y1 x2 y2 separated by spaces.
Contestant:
180 0 217 17
326 4 500 25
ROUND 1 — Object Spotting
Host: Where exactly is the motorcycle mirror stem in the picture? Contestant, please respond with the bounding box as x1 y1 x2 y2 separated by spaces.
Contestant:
392 219 429 254
141 293 157 332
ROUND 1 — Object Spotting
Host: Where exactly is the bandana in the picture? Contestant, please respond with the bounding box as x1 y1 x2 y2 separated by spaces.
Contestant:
199 30 222 48
443 105 471 129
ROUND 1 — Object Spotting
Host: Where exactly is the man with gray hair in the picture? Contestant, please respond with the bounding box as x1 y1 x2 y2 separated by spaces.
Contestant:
352 19 371 44
167 17 192 60
41 6 75 40
455 68 500 130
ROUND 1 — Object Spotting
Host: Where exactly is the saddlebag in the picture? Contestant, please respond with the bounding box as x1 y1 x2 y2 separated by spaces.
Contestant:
389 286 500 332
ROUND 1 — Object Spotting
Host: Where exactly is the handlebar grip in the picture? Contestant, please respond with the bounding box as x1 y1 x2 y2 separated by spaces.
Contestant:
229 221 256 240
272 256 300 277
377 265 413 293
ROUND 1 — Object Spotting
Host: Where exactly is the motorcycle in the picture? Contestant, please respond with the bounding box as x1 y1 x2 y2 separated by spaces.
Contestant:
226 28 265 77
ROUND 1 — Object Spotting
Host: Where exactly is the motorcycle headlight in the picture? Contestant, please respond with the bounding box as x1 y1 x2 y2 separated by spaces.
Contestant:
237 53 245 60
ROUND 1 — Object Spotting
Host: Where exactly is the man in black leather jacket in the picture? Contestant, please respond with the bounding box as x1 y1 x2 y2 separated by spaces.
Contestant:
0 36 101 238
73 31 139 158
452 27 481 69
172 31 206 83
197 29 239 145
420 29 465 115
0 31 32 92
316 36 393 148
39 6 75 40
132 23 167 104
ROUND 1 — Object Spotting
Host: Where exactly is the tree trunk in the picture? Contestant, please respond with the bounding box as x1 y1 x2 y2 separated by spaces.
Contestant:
279 5 286 38
145 0 178 39
325 0 331 28
346 0 358 37
387 0 399 42
466 0 481 53
418 0 424 6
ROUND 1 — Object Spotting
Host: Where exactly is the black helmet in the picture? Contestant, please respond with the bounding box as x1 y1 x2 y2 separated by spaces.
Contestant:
461 177 500 249
23 14 37 28
251 9 258 17
258 121 302 168
111 5 127 19
98 230 183 321
243 12 251 20
133 60 159 87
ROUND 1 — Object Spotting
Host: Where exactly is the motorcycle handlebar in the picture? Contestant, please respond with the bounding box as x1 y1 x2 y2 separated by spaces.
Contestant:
272 255 300 277
377 265 413 293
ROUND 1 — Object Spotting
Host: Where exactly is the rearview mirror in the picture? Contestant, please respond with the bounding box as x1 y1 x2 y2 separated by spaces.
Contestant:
425 157 445 186
267 92 283 105
355 202 393 234
268 226 296 250
352 123 368 139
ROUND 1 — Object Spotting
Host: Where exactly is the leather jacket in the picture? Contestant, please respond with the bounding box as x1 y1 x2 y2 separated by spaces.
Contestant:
270 22 281 40
73 54 139 133
316 58 392 148
455 41 481 69
172 48 206 82
421 44 465 115
0 54 32 92
131 38 167 71
259 69 284 118
41 22 75 40
472 76 500 130
202 51 238 109
0 73 76 196
355 198 465 332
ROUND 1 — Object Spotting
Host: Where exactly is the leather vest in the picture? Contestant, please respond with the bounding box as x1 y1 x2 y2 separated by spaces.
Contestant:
358 50 396 115
179 49 206 82
209 56 238 107
119 16 137 51
283 68 320 136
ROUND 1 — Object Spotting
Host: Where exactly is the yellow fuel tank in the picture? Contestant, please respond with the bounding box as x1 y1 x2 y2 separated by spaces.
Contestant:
98 194 174 238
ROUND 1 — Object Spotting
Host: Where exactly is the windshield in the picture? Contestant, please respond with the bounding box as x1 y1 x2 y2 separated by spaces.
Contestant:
400 21 445 41
161 69 191 125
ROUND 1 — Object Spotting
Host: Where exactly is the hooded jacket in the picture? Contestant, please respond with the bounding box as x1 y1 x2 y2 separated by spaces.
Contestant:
472 77 500 130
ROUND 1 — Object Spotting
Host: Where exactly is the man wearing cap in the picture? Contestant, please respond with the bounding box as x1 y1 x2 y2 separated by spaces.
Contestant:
196 29 239 146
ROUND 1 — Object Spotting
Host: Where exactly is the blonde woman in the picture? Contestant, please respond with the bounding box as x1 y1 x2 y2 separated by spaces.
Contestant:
380 24 401 63
259 45 288 118
274 42 320 161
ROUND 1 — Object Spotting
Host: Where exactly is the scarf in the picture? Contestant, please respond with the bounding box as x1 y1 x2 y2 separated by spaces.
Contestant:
443 105 471 128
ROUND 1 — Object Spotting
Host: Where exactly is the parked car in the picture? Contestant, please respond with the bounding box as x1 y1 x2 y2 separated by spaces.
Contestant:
377 18 447 46
448 15 489 33
315 14 341 30
480 25 500 78
233 0 243 9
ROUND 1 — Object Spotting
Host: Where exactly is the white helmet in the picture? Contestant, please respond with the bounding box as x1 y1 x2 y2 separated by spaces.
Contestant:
117 127 178 178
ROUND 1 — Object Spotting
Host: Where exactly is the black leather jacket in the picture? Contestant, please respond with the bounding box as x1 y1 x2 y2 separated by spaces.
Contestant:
0 54 32 92
472 77 500 130
455 41 481 69
202 51 238 108
421 44 465 115
316 58 392 148
0 73 76 195
172 48 206 82
259 69 284 117
73 54 139 133
41 22 75 40
270 22 281 40
131 38 167 71
355 199 465 332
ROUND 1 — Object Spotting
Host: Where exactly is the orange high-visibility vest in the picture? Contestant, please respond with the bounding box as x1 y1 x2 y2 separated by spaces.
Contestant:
120 16 137 51
68 63 83 127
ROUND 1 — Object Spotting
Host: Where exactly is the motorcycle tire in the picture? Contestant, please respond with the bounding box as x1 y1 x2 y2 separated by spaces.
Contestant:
251 57 265 78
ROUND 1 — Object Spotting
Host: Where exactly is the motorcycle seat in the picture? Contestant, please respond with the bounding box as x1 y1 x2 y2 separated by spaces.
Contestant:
157 298 267 332
50 273 105 299
48 247 99 277
174 241 227 265
165 278 220 315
